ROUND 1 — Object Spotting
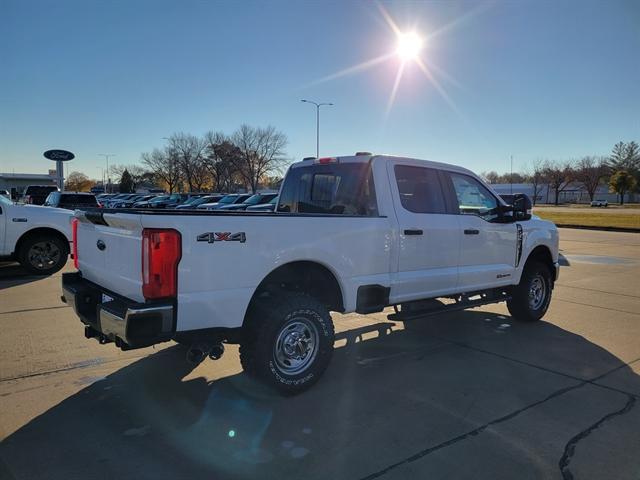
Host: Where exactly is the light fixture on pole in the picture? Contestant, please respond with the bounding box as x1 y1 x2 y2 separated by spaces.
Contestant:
301 99 333 158
98 154 116 193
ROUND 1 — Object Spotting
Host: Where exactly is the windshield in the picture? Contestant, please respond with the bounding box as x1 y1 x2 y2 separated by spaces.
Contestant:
219 195 238 204
0 194 12 206
243 194 263 205
197 196 221 205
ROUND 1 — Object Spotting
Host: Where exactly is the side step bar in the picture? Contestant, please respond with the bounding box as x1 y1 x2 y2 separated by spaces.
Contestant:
387 290 511 322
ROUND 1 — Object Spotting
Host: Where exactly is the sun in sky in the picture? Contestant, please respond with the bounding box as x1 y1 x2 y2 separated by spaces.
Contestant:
309 2 487 117
395 31 425 62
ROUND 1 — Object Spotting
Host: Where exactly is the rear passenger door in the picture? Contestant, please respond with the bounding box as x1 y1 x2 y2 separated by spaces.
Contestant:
388 160 460 303
443 171 517 292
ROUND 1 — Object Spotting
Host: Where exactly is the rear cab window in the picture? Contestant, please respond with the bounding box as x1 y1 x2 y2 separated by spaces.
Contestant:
63 194 98 206
44 192 60 206
278 162 378 216
394 165 446 214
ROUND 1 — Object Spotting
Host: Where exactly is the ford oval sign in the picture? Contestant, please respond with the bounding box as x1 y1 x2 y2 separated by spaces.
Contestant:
44 149 75 161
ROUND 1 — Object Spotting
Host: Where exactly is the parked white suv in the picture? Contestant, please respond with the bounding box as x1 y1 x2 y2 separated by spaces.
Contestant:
62 154 559 393
0 194 73 274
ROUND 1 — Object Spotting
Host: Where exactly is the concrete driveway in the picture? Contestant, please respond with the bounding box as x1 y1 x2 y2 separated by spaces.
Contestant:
1 228 639 479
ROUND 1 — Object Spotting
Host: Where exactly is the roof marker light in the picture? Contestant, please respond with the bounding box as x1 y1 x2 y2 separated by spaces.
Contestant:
316 157 338 164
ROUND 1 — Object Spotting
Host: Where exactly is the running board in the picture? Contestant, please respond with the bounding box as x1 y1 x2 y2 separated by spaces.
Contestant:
387 291 511 322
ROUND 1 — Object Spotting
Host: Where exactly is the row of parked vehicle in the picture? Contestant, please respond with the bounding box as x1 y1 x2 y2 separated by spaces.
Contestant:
96 192 278 211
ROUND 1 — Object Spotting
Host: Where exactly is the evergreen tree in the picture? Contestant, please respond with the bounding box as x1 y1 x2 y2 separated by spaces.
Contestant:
119 169 135 193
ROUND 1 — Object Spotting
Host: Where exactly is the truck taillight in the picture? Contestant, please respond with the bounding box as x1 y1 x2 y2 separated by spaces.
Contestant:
141 229 181 300
71 218 79 269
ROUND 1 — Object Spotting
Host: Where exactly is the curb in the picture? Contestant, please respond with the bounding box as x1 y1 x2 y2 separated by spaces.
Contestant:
555 224 640 234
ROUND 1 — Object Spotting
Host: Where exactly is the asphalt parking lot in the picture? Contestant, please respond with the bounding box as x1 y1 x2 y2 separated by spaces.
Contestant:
1 228 639 480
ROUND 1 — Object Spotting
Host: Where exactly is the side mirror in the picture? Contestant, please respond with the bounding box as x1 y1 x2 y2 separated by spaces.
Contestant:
511 193 532 221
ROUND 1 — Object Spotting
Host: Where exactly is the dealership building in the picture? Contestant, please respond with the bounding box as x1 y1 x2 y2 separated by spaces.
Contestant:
0 171 59 199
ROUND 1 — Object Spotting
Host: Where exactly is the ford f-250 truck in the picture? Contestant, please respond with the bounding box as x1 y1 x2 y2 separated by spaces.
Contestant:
62 154 559 394
0 194 72 274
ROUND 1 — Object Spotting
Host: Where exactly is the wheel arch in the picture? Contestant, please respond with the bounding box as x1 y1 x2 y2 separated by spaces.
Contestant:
14 227 70 257
521 245 555 283
243 260 345 327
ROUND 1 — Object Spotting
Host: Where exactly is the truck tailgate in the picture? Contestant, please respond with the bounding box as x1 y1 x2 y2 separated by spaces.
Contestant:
75 212 145 302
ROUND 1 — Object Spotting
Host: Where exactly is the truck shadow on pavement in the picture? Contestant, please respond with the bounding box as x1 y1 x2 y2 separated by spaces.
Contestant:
0 262 53 290
1 310 639 480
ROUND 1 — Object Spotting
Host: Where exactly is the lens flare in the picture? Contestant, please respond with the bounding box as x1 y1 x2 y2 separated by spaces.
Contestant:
396 32 424 61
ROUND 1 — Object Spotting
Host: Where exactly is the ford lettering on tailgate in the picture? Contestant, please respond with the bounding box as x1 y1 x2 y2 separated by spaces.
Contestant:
197 232 246 244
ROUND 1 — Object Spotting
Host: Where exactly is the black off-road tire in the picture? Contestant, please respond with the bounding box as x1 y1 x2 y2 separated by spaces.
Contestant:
240 292 335 394
507 260 553 322
18 233 69 276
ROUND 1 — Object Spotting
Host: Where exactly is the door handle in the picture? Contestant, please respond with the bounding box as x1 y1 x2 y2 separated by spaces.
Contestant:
464 229 480 235
404 229 423 236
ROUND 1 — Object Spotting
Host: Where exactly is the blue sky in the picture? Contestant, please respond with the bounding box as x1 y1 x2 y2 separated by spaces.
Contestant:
2 0 639 179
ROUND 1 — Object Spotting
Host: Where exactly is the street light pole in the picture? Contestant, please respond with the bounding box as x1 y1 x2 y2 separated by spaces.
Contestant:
98 154 116 193
510 154 513 195
301 99 333 158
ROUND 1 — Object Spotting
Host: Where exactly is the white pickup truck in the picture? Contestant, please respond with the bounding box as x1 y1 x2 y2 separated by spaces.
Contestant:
0 194 73 274
62 154 559 393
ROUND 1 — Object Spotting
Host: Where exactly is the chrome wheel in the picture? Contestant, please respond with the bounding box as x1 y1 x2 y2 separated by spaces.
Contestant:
273 318 319 375
27 241 62 271
528 275 546 310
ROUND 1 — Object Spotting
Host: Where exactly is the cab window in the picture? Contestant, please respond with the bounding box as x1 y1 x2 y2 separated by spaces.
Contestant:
394 165 446 214
449 172 500 222
278 163 378 216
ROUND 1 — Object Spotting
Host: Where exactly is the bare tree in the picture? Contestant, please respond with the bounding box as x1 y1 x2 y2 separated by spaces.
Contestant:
231 125 288 193
141 148 182 193
480 170 500 184
524 159 545 206
543 160 574 205
203 131 243 192
575 156 608 202
167 133 208 192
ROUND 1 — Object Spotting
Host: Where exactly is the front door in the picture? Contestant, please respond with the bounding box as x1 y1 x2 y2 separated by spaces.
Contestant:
444 171 517 292
388 160 461 303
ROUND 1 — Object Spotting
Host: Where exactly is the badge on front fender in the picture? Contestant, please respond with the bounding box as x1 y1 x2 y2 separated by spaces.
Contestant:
197 232 246 244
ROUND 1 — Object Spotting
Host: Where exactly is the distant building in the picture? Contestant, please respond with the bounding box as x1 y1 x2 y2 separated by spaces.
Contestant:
489 182 634 204
0 172 58 200
490 183 550 204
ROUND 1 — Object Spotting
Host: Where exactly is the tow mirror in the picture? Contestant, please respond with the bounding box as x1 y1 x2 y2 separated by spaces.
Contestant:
498 193 532 221
511 193 532 221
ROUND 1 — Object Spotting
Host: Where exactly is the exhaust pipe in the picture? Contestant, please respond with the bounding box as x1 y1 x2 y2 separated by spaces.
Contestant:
186 342 225 365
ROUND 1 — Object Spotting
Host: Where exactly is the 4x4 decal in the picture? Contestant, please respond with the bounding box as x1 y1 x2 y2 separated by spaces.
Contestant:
197 232 246 244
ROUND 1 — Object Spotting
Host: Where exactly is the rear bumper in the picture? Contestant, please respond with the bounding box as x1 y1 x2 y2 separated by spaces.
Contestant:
61 272 175 349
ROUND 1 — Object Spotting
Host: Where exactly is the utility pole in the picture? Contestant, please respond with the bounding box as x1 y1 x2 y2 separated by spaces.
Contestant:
510 155 513 194
301 100 333 158
98 154 116 193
